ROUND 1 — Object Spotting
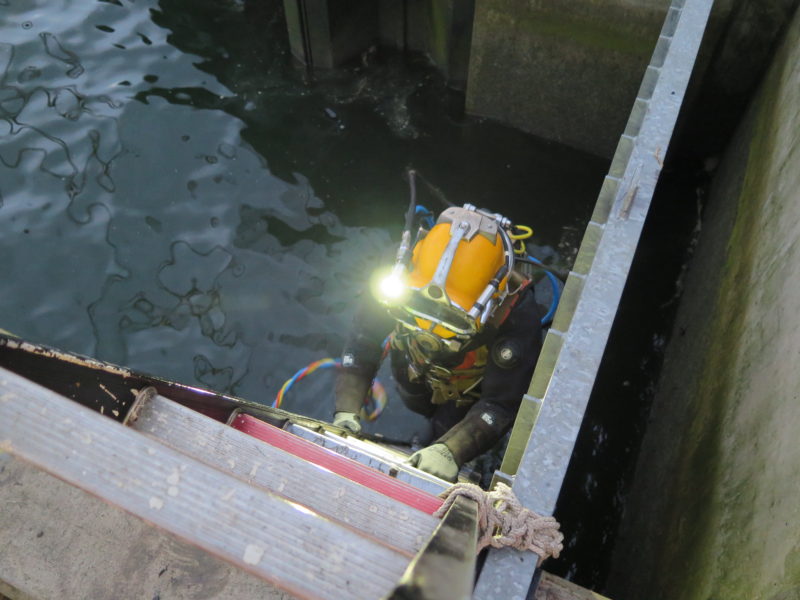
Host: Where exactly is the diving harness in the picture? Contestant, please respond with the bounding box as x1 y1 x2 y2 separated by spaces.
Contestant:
273 170 562 419
378 198 531 406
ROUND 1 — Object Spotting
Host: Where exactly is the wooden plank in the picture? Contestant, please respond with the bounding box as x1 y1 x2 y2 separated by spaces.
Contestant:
0 367 408 600
387 496 479 600
129 392 437 556
231 413 444 515
535 572 613 600
0 455 294 600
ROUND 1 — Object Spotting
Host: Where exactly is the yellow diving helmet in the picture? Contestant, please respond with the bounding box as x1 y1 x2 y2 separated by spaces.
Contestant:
375 204 516 354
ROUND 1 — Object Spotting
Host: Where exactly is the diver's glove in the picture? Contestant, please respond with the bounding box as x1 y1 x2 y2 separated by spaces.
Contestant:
407 443 459 482
332 411 362 435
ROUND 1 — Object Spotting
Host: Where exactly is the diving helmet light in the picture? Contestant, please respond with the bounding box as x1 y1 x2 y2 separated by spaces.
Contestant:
376 203 517 346
379 272 406 300
373 264 410 305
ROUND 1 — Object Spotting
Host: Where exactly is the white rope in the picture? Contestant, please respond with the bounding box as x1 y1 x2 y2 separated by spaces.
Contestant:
434 482 563 564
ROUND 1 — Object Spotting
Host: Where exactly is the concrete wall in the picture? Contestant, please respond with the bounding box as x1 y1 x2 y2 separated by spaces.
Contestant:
466 0 671 158
607 7 800 600
283 0 379 69
403 0 475 89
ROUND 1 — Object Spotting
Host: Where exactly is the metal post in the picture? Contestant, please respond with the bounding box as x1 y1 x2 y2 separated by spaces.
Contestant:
474 0 715 597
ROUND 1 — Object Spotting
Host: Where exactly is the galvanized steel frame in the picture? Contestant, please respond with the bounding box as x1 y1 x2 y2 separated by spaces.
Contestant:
474 0 716 597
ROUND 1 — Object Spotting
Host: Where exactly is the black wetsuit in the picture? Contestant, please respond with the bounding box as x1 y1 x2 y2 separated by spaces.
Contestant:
335 287 543 465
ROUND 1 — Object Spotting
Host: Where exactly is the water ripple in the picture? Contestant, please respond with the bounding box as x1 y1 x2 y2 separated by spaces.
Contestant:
0 0 605 433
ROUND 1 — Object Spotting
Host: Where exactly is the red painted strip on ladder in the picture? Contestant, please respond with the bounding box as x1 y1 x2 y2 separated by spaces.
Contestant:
231 414 444 515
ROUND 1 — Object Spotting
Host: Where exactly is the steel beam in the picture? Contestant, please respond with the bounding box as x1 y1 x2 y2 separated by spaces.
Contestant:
474 0 715 597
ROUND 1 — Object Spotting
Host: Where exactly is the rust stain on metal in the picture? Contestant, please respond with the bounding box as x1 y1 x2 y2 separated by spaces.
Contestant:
654 146 664 168
620 184 639 219
619 163 642 220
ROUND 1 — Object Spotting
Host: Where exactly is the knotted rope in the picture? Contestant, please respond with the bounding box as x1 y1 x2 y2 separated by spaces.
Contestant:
434 482 563 564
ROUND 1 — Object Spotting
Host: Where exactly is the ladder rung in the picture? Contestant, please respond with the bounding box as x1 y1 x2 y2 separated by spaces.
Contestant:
128 392 438 556
231 413 444 515
286 423 451 495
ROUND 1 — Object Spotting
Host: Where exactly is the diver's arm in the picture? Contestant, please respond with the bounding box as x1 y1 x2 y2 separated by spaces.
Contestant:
334 293 394 415
436 289 543 465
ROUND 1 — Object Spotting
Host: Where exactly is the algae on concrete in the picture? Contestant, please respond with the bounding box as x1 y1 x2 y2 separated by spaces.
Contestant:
466 0 671 158
608 6 800 600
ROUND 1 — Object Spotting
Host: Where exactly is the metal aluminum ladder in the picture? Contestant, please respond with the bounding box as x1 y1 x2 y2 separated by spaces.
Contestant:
0 365 478 600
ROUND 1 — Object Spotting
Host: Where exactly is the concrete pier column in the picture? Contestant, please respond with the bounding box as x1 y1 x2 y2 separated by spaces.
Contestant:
283 0 379 69
283 0 474 89
465 0 671 158
403 0 475 90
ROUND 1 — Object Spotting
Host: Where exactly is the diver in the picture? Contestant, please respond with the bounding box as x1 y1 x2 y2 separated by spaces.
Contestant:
333 173 545 482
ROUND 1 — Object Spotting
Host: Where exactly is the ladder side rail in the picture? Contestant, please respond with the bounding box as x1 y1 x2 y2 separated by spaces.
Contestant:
385 496 479 600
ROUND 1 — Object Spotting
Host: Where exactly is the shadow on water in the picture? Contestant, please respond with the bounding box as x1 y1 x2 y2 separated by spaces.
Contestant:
547 160 709 591
0 0 606 443
145 0 607 237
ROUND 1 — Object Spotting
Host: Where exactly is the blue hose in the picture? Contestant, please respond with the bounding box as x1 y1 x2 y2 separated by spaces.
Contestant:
277 336 391 410
415 205 435 229
526 255 562 326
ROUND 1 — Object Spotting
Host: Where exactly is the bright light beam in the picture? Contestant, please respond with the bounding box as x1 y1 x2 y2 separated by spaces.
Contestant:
379 273 406 300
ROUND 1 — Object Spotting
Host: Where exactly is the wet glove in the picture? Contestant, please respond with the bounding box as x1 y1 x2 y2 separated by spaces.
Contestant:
332 411 362 435
407 443 459 482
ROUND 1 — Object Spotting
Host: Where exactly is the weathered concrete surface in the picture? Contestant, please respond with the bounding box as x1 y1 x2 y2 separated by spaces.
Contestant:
464 0 797 159
403 0 475 90
677 0 800 159
0 455 293 600
607 7 800 600
466 0 671 158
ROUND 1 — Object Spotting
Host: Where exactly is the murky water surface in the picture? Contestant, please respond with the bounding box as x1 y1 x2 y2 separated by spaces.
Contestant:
0 0 607 437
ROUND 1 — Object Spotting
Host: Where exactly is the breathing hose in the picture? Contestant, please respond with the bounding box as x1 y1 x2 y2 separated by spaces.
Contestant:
273 340 391 421
516 255 563 325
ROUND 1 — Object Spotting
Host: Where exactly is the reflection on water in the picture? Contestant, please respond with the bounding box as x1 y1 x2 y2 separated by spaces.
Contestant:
0 0 606 437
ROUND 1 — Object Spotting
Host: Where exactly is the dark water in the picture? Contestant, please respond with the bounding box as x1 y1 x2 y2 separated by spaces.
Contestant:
0 0 607 439
549 160 708 591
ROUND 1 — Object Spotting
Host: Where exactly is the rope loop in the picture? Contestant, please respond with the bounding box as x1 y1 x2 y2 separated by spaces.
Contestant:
434 482 564 564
